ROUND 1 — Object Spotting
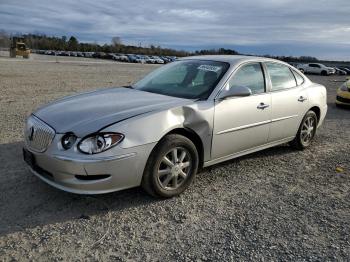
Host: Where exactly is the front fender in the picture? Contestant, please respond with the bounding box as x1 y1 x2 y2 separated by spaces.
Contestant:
102 101 215 162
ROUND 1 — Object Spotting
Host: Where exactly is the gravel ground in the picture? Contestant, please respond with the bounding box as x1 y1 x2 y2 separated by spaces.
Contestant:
0 53 349 261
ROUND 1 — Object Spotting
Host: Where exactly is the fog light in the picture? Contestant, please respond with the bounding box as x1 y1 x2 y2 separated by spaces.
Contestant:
61 133 77 150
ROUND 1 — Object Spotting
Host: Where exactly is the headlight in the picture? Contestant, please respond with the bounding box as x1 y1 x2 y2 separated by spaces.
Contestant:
78 133 124 154
340 83 349 91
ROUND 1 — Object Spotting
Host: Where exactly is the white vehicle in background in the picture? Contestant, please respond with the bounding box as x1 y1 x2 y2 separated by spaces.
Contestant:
151 56 165 64
111 54 121 61
297 63 336 76
83 52 94 58
143 56 156 64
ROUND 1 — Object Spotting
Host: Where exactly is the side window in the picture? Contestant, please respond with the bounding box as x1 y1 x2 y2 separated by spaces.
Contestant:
266 63 297 91
292 70 304 86
229 63 265 94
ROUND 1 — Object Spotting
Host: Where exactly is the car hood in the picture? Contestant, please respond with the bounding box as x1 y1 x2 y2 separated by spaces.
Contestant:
34 87 192 136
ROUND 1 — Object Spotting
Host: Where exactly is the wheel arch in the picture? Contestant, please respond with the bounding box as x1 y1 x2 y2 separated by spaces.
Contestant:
308 106 321 123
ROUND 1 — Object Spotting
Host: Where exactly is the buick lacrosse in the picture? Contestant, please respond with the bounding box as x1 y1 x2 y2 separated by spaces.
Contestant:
23 56 327 197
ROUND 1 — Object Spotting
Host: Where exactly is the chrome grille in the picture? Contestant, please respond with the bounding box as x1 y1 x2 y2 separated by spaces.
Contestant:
25 115 55 153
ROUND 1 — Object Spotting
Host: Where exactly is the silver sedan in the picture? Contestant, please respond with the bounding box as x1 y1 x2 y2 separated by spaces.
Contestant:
23 56 327 197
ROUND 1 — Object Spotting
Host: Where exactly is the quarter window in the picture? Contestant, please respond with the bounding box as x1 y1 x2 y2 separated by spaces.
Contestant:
229 63 265 94
292 70 304 86
266 63 297 91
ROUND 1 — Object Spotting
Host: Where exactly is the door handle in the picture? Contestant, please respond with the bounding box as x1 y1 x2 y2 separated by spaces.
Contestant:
298 96 307 102
257 102 269 110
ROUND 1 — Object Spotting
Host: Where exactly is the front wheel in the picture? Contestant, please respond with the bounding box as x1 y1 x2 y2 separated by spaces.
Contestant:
290 111 318 150
142 134 199 198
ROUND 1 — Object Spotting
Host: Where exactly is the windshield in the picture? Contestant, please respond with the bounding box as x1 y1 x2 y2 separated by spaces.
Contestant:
133 60 230 99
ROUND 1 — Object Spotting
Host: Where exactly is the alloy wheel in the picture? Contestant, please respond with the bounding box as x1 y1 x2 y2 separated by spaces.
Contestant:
301 116 316 144
157 147 192 190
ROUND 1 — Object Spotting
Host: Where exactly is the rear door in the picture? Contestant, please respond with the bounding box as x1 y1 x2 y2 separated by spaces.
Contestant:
264 62 309 142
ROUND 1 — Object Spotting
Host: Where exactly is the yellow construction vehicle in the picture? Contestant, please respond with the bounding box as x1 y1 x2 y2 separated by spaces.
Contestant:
10 37 30 58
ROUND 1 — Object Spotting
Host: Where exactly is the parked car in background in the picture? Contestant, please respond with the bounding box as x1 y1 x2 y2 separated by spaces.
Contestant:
118 54 129 62
143 55 155 64
92 52 107 59
160 56 171 63
126 54 139 63
135 55 146 63
297 63 336 76
111 54 120 61
151 56 165 64
338 67 350 75
23 55 327 198
335 68 347 75
336 78 350 107
168 56 177 62
83 52 94 58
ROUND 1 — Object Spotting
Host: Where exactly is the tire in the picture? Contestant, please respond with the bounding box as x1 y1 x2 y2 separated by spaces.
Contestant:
321 71 327 76
290 111 318 150
299 69 305 74
141 134 199 198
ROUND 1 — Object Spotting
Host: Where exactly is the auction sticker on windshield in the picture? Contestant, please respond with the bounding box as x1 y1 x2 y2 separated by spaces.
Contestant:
197 65 221 72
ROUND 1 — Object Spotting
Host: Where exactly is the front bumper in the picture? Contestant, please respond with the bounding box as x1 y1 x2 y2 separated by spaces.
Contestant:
336 90 350 105
23 142 156 194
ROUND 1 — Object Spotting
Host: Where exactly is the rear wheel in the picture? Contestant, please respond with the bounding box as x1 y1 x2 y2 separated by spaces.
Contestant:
290 111 318 150
142 134 199 198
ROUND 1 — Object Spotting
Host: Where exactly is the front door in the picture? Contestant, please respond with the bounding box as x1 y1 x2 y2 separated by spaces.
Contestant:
212 62 271 160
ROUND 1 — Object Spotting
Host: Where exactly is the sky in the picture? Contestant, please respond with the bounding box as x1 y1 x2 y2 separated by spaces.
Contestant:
1 0 350 60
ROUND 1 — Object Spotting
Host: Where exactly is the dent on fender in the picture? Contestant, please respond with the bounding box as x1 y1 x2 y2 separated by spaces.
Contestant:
181 103 214 162
107 101 214 162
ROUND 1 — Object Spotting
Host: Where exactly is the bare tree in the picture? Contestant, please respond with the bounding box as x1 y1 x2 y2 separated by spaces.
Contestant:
111 37 122 46
0 30 10 48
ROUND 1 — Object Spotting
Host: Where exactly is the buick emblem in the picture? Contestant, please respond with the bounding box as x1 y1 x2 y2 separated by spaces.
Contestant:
28 126 35 141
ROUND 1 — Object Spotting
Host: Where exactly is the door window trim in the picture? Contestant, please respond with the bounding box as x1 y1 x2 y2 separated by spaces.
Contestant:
263 61 304 93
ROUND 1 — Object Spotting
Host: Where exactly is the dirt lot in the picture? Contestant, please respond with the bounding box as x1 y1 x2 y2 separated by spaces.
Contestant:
0 53 349 261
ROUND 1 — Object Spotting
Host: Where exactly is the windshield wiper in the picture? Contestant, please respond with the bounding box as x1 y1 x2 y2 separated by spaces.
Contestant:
122 85 134 89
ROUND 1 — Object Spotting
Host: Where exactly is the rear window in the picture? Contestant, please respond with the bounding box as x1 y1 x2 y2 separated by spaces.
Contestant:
265 63 297 91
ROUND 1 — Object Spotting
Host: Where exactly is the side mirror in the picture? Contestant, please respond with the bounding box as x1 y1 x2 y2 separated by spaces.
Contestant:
218 86 252 100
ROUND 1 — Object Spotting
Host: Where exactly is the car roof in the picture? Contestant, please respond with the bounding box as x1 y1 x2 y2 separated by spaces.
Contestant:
179 55 288 66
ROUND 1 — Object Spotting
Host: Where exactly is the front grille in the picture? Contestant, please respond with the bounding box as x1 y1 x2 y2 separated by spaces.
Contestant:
25 115 55 152
336 96 350 104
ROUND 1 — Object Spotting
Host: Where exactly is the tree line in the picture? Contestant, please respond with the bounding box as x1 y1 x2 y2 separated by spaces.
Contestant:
0 31 327 63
